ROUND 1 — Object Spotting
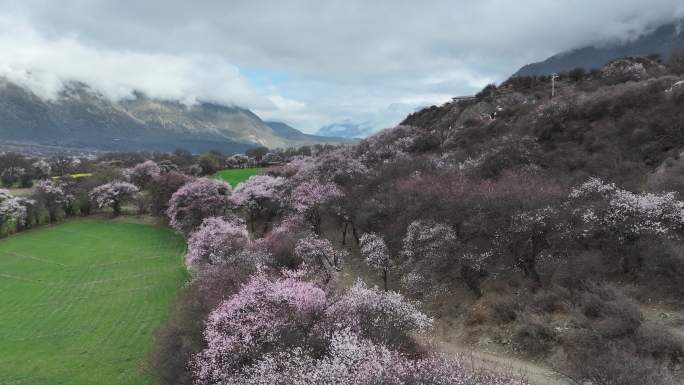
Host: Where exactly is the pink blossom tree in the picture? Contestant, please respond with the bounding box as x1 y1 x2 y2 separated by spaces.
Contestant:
251 215 310 268
311 148 368 186
289 180 342 234
33 180 72 222
166 178 232 236
359 232 393 290
231 175 285 233
186 217 251 268
294 234 347 283
327 280 432 351
227 330 527 385
192 273 524 385
89 181 139 217
124 160 161 189
192 273 328 384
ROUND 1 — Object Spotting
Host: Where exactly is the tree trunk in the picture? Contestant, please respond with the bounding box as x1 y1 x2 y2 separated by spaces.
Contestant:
261 211 275 237
113 203 121 217
351 222 360 245
461 265 484 298
341 222 349 246
312 210 322 235
383 270 388 291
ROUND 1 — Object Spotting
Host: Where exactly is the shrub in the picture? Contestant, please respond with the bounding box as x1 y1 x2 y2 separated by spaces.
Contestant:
512 315 556 356
563 345 677 385
491 297 520 324
578 285 642 338
148 264 254 385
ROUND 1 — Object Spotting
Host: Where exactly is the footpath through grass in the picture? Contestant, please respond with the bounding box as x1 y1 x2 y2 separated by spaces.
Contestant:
211 167 262 187
0 218 187 385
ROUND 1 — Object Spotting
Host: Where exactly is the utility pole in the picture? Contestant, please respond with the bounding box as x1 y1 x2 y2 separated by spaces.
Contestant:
551 73 559 98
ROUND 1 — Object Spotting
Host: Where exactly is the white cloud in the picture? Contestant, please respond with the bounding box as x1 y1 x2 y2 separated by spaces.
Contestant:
0 15 273 109
0 1 683 134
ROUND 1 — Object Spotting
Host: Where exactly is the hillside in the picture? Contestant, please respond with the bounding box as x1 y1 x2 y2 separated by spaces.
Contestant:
514 22 684 77
403 56 684 187
0 80 348 153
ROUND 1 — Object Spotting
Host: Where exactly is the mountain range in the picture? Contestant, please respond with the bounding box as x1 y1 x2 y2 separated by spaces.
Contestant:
315 122 373 139
0 79 350 154
514 21 684 77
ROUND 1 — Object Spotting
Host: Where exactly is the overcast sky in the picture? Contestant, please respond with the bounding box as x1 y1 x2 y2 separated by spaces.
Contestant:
0 0 683 134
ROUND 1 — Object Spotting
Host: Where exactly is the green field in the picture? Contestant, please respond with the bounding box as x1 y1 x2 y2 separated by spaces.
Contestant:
211 167 262 187
0 219 187 385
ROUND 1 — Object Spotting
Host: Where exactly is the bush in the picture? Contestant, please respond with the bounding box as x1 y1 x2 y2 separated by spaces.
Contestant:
148 264 253 385
491 297 520 323
634 325 684 364
578 285 642 338
147 288 208 385
563 344 678 385
512 315 556 356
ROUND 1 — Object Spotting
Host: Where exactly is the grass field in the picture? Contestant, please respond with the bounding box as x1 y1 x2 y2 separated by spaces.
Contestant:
0 219 187 385
211 167 262 187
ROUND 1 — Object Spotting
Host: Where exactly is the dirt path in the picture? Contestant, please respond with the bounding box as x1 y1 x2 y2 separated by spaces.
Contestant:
331 234 574 385
641 304 684 340
433 339 573 385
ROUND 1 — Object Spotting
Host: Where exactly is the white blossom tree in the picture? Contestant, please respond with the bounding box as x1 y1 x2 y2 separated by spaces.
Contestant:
89 181 139 217
33 180 72 222
0 189 29 231
32 160 52 178
568 177 684 272
359 232 393 290
400 220 490 296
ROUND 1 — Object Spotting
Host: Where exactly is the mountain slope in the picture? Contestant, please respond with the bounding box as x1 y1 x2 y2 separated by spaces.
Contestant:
0 80 346 153
514 22 684 77
401 56 684 185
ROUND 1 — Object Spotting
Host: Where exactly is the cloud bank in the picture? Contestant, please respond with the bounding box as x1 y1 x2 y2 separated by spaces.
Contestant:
0 16 273 109
0 0 683 133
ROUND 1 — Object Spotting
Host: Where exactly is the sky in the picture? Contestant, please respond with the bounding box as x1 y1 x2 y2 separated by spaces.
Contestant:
0 0 683 135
